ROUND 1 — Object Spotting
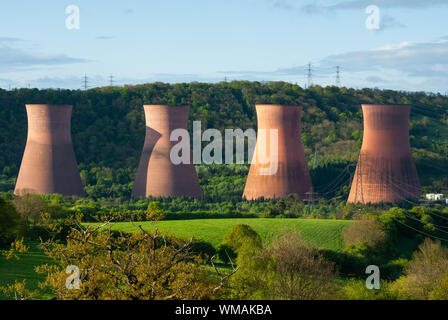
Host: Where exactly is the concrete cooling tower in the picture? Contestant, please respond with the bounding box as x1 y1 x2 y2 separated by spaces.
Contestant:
14 104 84 197
243 105 313 200
132 105 202 198
348 104 422 204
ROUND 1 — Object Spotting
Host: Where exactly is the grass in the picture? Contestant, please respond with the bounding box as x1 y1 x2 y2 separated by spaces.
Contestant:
89 218 352 251
0 241 53 300
0 218 351 300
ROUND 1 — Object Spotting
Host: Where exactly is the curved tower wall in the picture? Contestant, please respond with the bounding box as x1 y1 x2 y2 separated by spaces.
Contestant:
14 104 84 197
348 104 422 204
132 105 202 198
243 105 313 200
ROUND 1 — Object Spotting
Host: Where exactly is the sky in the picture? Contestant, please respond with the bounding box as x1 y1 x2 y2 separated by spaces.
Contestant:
0 0 447 92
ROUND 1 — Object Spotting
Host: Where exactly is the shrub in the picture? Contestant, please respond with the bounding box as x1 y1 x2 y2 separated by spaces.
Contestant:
230 230 339 300
12 194 47 225
343 279 402 300
342 216 388 249
191 240 216 260
218 224 262 263
381 258 410 281
392 238 448 299
319 248 366 277
0 198 22 247
268 230 339 300
217 244 237 264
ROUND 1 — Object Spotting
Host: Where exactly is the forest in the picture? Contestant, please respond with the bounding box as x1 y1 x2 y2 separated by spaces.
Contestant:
0 81 447 206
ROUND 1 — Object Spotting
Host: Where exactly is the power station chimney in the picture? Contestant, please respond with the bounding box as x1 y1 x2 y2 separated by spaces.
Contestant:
348 104 422 204
132 105 202 199
243 105 313 200
15 104 84 197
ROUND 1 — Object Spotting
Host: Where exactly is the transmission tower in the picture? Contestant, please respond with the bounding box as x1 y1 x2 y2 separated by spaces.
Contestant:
354 153 365 204
307 62 313 88
109 74 114 87
336 66 341 87
83 75 89 90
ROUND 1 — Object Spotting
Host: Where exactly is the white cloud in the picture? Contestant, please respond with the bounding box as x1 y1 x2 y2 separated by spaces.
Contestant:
0 39 91 73
292 0 448 13
216 35 448 92
320 36 448 78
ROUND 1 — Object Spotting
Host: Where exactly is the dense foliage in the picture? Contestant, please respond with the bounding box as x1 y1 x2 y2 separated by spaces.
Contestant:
0 82 447 204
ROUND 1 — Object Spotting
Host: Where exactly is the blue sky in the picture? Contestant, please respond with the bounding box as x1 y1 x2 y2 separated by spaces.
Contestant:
0 0 447 92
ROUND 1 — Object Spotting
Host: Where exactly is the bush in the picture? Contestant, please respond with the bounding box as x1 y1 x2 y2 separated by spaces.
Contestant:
269 230 339 300
343 279 402 300
230 230 339 300
217 244 237 264
0 198 23 247
191 240 216 260
342 216 388 249
381 258 410 281
393 238 448 299
12 194 47 225
319 248 366 277
218 224 262 263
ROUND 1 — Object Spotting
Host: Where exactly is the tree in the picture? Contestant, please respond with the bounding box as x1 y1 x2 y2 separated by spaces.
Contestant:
268 230 338 300
217 224 262 263
12 194 46 225
342 216 388 249
35 217 233 300
0 198 22 246
393 238 448 300
230 229 339 300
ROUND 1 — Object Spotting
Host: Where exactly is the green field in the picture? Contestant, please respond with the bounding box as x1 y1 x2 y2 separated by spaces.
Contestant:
0 218 351 299
0 242 53 300
89 218 352 251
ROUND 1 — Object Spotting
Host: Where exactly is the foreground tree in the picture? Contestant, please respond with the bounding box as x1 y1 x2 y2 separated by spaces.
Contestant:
35 216 233 300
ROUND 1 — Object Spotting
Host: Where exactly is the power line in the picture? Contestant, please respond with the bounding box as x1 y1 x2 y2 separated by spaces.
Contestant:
394 218 448 242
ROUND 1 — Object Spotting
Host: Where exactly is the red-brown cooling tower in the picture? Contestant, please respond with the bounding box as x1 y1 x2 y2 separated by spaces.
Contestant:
132 105 202 198
14 104 84 197
348 104 422 204
243 105 313 200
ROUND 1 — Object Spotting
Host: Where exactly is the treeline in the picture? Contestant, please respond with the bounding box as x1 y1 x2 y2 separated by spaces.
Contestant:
0 82 447 201
3 198 448 299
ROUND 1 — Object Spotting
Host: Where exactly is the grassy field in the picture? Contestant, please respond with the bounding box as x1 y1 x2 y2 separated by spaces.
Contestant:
0 218 351 299
0 241 53 300
89 218 352 251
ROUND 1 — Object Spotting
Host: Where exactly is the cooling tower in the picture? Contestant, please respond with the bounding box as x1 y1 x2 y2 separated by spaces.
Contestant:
243 105 313 200
348 104 422 204
14 104 84 197
132 105 202 198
